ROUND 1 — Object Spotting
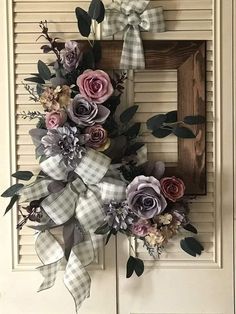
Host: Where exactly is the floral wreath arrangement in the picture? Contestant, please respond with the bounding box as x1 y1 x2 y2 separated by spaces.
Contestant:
1 0 205 312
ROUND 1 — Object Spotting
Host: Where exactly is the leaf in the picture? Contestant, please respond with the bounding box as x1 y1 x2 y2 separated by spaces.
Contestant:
1 183 24 198
93 41 102 63
183 223 198 234
125 142 144 156
75 7 92 37
147 114 166 130
165 110 177 123
4 194 19 215
185 237 204 255
11 171 34 181
105 229 115 245
184 115 205 125
37 60 51 81
180 239 196 257
82 49 95 69
152 128 172 138
126 256 135 278
41 45 52 53
36 84 44 96
88 0 105 23
24 76 45 84
124 123 141 139
126 256 144 278
133 257 144 277
94 223 110 235
120 105 139 123
173 126 196 138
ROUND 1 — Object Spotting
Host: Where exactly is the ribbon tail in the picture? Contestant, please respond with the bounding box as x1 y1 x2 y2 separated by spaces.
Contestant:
35 231 64 292
120 26 145 69
64 250 91 313
37 259 63 292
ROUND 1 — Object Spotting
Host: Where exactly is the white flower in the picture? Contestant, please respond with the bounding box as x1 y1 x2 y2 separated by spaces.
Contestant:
158 213 172 225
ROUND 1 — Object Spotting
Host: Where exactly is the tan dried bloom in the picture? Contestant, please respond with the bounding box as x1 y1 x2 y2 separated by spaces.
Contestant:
40 85 71 111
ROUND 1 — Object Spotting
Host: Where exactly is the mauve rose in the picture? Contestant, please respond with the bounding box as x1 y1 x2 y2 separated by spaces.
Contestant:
160 177 185 202
126 175 167 219
77 69 114 104
45 110 67 129
68 94 110 127
85 124 108 149
131 219 151 237
61 41 82 72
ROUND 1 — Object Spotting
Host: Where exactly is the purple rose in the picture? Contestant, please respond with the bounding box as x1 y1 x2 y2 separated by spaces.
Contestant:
77 69 114 104
61 41 82 72
85 124 108 149
126 175 167 219
68 94 110 127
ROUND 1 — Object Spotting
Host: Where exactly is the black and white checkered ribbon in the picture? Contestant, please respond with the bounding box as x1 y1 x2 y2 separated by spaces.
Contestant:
20 148 127 312
103 0 165 69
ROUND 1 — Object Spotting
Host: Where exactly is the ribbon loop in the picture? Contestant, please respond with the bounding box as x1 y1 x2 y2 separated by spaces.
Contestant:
103 0 165 69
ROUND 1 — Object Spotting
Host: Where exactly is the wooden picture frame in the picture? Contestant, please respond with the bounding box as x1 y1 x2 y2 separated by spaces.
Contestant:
80 40 206 195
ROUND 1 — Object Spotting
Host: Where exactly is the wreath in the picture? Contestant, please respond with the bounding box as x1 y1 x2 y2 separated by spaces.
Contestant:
1 0 205 312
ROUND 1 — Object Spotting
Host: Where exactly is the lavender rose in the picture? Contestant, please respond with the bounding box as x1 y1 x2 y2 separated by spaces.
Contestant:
85 124 108 149
126 175 167 219
68 94 110 127
160 177 185 202
77 69 114 104
45 110 67 129
61 41 82 72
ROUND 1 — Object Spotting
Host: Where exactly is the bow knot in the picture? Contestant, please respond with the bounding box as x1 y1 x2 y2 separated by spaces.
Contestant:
103 0 165 69
128 12 141 26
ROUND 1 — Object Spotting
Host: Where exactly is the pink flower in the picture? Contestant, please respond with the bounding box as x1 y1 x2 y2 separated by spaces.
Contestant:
45 110 67 129
77 69 114 104
131 219 151 237
160 177 185 202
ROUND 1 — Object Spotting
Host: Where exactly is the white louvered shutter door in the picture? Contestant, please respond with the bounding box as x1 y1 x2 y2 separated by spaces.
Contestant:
112 1 235 314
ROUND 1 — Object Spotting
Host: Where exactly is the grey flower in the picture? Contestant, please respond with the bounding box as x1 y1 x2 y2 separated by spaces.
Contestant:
41 126 88 168
104 201 134 231
61 41 82 72
68 94 110 127
126 175 167 219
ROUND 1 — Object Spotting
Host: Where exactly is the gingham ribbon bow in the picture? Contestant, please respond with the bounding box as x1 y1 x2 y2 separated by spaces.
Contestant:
20 149 126 313
103 0 165 69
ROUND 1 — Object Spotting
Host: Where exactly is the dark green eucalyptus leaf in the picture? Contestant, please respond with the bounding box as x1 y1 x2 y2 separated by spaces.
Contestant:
185 237 204 255
183 115 206 125
12 171 34 181
125 142 144 156
126 256 136 278
165 110 177 123
152 128 172 138
94 223 110 235
1 183 24 198
38 60 51 81
173 126 196 138
134 257 144 277
4 194 19 215
105 229 114 245
88 0 105 23
183 223 198 234
147 114 166 130
120 105 139 124
75 7 92 37
124 123 141 139
25 76 45 84
36 84 44 96
82 50 95 69
180 239 196 257
93 41 102 63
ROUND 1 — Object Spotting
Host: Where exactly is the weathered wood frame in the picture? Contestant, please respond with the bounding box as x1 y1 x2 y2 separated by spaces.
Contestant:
85 40 206 194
